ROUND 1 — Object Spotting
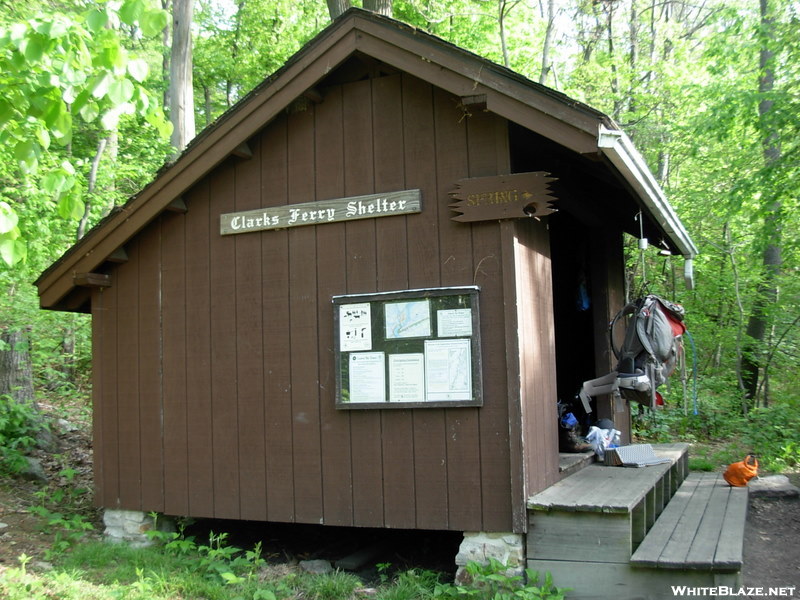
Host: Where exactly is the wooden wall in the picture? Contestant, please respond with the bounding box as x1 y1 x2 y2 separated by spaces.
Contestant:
513 219 560 517
91 72 558 533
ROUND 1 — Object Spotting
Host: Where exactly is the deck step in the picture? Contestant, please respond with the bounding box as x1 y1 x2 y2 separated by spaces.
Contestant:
630 472 748 571
527 443 689 564
526 451 749 599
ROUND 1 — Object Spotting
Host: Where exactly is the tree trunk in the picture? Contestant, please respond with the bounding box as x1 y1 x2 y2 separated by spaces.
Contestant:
0 329 35 406
604 2 622 120
539 0 555 84
740 0 782 409
204 85 212 126
499 1 510 68
169 0 195 153
76 137 109 241
498 1 521 69
326 0 351 20
363 0 392 16
162 0 171 110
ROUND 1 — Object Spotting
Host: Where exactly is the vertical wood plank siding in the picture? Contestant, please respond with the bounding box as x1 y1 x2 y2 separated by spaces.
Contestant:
184 180 214 517
515 219 560 499
93 73 557 533
162 210 189 516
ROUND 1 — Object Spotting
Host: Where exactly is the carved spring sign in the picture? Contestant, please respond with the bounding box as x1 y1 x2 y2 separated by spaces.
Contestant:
449 172 557 223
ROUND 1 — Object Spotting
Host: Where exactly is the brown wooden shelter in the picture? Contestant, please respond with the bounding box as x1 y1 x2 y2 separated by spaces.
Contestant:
36 9 696 536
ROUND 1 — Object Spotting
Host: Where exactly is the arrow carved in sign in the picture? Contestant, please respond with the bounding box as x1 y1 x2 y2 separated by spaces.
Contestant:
449 171 558 223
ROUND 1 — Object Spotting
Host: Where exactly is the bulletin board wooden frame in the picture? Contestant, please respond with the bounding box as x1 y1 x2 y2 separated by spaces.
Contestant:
333 286 483 410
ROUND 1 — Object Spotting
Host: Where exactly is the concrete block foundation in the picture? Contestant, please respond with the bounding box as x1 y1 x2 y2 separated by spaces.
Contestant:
455 531 526 583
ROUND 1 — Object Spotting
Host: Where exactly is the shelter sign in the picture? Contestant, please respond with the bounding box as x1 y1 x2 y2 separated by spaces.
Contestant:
333 287 482 410
220 189 421 235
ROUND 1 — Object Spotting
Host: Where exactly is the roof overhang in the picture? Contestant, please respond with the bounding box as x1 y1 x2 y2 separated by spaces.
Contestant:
597 125 698 289
35 8 698 309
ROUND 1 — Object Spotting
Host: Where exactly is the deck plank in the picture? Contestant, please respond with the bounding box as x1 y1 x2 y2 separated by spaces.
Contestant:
528 445 686 514
685 475 728 567
631 472 746 571
714 485 748 568
629 476 699 567
658 473 717 567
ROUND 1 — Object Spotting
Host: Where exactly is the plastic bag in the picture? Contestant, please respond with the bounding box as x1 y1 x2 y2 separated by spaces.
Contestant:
723 455 758 487
585 426 620 460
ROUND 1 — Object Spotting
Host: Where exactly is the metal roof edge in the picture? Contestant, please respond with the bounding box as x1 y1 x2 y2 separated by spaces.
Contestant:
597 125 698 289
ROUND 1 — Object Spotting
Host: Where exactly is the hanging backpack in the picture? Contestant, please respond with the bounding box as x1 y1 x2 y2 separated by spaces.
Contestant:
579 295 686 410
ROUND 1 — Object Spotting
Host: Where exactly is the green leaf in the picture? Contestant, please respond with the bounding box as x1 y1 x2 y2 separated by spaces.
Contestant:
108 78 134 104
8 23 26 46
127 58 148 83
57 191 84 220
140 9 168 38
145 106 172 138
0 99 14 126
97 44 125 70
51 111 72 145
61 61 88 87
14 139 36 163
79 100 99 122
9 50 26 70
100 106 121 130
36 16 68 39
71 89 91 114
89 71 112 98
0 202 19 234
86 9 108 33
118 0 146 26
41 171 74 198
41 172 64 195
36 127 51 151
133 86 150 112
47 17 69 39
21 35 45 63
0 237 26 266
42 96 66 129
60 160 75 176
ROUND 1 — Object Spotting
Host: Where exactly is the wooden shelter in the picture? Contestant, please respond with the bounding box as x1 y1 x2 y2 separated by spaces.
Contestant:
36 9 696 540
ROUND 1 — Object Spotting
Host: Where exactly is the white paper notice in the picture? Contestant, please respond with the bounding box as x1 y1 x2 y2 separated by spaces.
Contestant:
389 354 425 402
424 338 471 402
348 352 385 403
340 303 372 351
385 300 431 339
436 308 472 337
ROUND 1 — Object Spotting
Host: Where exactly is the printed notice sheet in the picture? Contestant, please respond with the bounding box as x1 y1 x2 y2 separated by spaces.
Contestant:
436 308 472 337
385 300 431 339
424 338 472 402
339 303 372 351
388 354 425 402
348 352 385 403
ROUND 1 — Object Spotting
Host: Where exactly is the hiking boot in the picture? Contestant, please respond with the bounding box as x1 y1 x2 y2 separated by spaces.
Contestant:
559 426 592 453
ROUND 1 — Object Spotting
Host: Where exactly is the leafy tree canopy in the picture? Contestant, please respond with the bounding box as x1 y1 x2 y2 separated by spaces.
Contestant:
0 0 171 267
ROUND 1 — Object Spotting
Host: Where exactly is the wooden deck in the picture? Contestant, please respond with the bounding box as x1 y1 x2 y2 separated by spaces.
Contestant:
528 443 689 564
630 472 747 571
526 444 748 599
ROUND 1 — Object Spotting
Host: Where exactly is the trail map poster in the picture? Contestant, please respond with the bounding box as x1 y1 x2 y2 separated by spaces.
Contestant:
333 287 482 409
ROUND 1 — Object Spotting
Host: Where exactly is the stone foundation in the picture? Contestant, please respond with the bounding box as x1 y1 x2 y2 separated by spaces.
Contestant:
454 531 525 583
103 509 174 548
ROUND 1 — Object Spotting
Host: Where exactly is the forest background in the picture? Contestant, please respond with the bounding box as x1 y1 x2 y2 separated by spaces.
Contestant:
0 0 798 478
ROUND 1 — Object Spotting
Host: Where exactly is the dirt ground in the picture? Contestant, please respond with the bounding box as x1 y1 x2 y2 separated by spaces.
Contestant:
742 479 800 590
1 418 799 592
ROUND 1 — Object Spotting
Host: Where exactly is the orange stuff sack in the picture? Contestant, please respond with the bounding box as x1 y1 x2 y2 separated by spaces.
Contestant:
723 455 758 487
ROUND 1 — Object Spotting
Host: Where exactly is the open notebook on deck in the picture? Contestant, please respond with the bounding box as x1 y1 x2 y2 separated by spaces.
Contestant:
604 443 673 467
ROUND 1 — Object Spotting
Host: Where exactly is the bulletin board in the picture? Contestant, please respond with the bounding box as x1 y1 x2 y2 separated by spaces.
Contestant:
333 286 482 410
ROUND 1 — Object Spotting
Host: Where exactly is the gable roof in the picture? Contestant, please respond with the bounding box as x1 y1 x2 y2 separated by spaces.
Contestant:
36 7 697 310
